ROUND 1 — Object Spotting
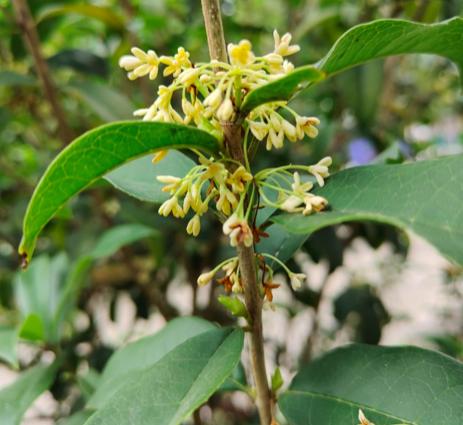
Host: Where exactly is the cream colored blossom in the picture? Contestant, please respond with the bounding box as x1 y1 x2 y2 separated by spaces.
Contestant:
290 273 306 290
160 47 191 77
186 214 201 236
308 156 332 187
119 47 159 80
223 214 253 247
273 30 300 57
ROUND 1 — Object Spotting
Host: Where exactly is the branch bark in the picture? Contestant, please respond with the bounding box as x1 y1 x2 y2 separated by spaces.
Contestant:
201 2 272 424
12 0 74 144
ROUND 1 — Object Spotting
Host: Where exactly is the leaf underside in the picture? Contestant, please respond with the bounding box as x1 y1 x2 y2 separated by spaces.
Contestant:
279 344 463 425
19 121 219 263
273 155 463 265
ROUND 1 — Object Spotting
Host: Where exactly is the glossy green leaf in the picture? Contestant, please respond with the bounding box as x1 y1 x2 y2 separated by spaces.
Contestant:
90 224 156 259
105 150 195 203
257 223 307 265
88 316 215 408
279 344 463 425
64 81 135 122
0 328 17 367
37 4 125 30
274 155 463 265
241 18 463 115
0 363 57 425
19 121 220 262
86 327 244 425
318 17 463 80
240 66 324 115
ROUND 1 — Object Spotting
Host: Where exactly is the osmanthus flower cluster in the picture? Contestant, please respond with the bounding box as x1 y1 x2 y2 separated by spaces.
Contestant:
120 31 332 304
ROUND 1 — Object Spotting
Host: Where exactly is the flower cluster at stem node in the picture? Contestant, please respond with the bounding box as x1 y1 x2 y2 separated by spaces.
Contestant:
120 30 333 309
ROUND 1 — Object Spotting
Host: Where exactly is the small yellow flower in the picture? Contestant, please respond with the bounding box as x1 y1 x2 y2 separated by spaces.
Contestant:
223 214 253 247
186 214 201 236
119 47 159 80
228 40 255 67
227 166 253 193
273 30 300 57
308 156 332 187
249 121 269 141
289 272 306 290
296 116 320 139
161 47 191 77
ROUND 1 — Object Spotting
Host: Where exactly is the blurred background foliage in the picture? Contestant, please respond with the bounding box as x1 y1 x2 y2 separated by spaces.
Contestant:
1 0 463 423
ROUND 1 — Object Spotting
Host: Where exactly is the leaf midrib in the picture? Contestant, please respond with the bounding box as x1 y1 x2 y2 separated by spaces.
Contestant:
284 389 416 424
168 329 236 425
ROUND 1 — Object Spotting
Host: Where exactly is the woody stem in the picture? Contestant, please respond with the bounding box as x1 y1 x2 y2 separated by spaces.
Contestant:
201 2 272 424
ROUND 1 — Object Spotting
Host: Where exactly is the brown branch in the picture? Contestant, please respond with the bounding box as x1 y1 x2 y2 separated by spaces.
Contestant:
12 0 74 144
201 3 272 423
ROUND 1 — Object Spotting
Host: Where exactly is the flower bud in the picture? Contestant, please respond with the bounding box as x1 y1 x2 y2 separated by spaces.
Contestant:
197 270 215 286
216 98 234 121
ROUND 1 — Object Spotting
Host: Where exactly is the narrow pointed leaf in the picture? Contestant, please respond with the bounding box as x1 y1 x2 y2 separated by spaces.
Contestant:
0 363 57 425
241 18 463 114
240 66 324 115
19 121 219 263
318 17 463 79
273 155 463 265
279 344 463 425
85 327 244 425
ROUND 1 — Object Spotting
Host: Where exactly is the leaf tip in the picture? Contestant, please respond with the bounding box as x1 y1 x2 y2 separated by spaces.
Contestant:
18 239 33 269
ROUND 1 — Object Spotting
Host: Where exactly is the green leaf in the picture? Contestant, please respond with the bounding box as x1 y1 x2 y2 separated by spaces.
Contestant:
0 363 57 425
85 327 244 425
218 295 249 320
273 155 463 265
240 66 324 115
58 410 94 425
37 4 125 30
19 121 220 263
15 253 69 343
318 17 463 80
271 367 283 393
88 316 215 408
241 18 463 114
64 81 135 122
279 344 463 425
105 150 195 203
0 328 17 367
257 223 307 265
18 313 45 342
90 224 156 259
